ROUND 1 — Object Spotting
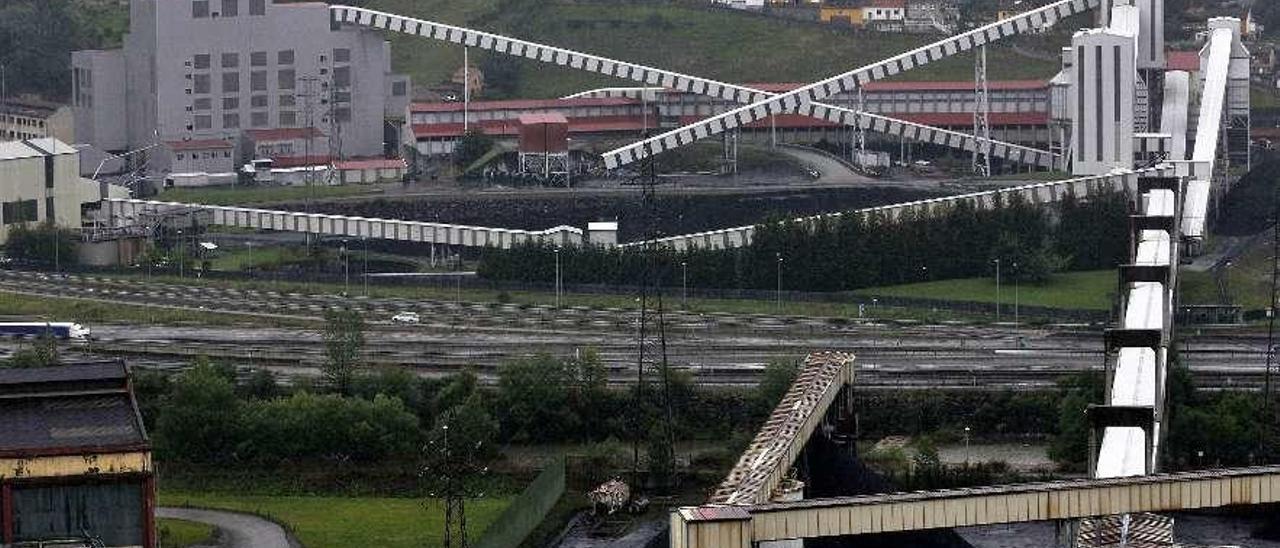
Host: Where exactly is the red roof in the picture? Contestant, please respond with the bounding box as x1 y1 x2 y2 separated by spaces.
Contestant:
334 157 408 170
410 96 639 114
269 154 331 168
412 115 648 140
518 113 569 125
166 139 234 151
244 127 326 142
1166 50 1200 72
742 79 1049 93
679 111 1049 129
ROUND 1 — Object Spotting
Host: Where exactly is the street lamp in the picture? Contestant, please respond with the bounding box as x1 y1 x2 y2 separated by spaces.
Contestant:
964 426 971 465
681 261 688 309
362 236 369 297
554 247 562 309
993 258 1001 324
341 240 349 296
775 253 783 313
921 265 928 281
177 229 185 279
1012 261 1019 328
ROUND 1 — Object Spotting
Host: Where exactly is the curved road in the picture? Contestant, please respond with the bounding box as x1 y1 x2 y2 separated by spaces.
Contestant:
158 507 293 548
773 145 873 184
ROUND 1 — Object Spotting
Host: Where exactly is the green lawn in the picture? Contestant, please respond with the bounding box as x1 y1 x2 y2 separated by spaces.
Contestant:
370 0 1057 99
157 185 383 206
160 491 511 548
0 291 312 327
157 518 216 548
1252 86 1280 110
854 270 1118 311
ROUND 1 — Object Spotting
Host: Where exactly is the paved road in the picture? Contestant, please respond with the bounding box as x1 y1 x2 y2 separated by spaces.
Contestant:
158 507 293 548
774 145 873 184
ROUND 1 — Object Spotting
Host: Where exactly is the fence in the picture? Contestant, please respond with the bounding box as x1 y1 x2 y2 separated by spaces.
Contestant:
474 456 566 548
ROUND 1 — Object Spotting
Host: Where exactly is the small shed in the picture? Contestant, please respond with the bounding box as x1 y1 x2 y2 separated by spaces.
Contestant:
335 157 409 184
0 361 155 547
517 113 569 154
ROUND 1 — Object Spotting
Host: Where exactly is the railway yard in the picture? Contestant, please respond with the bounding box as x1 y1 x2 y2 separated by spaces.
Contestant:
2 269 1271 391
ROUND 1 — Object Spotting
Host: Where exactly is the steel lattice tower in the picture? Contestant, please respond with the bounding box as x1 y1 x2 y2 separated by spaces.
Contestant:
630 143 677 493
973 45 992 177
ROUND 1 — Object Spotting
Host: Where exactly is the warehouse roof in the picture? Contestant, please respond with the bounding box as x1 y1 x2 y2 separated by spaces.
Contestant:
0 361 149 457
0 138 77 161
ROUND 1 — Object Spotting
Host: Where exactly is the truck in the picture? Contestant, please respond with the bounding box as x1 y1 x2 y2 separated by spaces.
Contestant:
0 322 91 340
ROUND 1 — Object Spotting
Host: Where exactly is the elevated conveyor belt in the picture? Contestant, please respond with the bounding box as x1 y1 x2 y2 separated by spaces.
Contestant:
603 0 1100 168
331 5 1059 169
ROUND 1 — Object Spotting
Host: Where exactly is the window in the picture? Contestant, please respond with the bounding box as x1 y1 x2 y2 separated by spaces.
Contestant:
2 200 38 224
277 50 294 65
194 115 212 130
279 111 297 126
176 153 185 161
250 71 267 91
221 72 240 93
250 95 268 108
221 0 237 16
250 51 267 67
334 48 351 63
250 111 269 127
278 69 295 90
221 52 239 68
193 54 211 70
192 0 209 18
193 74 211 94
335 107 351 122
249 0 265 15
279 95 296 107
194 98 212 111
223 97 239 110
223 113 240 129
392 81 407 97
333 66 351 88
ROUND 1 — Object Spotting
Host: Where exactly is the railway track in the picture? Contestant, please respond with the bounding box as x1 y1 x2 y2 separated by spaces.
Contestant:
1 269 1270 391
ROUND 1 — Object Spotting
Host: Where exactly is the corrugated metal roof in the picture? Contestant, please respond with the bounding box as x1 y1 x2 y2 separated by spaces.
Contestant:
1166 50 1200 72
0 138 77 161
0 362 148 456
244 127 326 141
409 96 639 113
334 157 408 170
166 139 235 152
517 113 569 125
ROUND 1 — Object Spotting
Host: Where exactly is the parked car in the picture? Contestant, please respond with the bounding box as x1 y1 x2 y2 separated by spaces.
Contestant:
391 312 420 324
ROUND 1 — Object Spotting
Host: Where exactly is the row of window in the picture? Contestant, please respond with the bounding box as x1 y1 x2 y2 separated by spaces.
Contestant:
187 108 349 131
193 95 296 111
1 200 38 226
192 0 265 18
175 150 234 161
191 49 351 70
0 116 47 128
2 130 45 141
189 68 352 94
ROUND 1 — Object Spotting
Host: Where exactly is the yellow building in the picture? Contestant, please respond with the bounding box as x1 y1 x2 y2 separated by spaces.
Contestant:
820 5 863 25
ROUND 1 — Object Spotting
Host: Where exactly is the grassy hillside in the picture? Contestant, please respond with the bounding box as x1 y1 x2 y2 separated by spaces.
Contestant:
369 0 1060 99
853 270 1118 311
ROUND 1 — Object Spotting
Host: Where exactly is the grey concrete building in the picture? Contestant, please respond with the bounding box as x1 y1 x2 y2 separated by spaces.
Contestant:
72 0 409 176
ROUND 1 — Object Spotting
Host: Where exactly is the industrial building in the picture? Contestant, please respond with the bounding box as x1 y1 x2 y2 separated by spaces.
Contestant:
407 79 1054 158
0 138 128 245
0 97 75 144
0 361 155 548
71 0 410 178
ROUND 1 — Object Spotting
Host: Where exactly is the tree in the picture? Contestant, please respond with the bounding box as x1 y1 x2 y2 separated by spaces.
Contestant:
497 354 577 441
322 308 365 395
453 130 494 171
757 358 800 413
3 334 59 368
4 223 79 267
478 54 523 98
155 363 244 463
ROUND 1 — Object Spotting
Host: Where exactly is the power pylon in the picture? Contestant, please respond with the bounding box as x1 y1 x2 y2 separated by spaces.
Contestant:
630 143 677 493
973 45 992 177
